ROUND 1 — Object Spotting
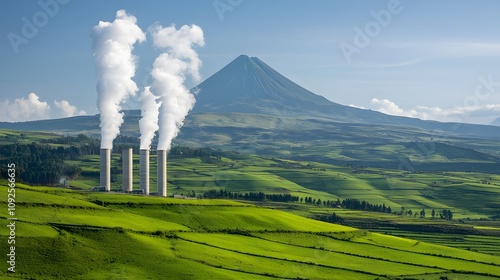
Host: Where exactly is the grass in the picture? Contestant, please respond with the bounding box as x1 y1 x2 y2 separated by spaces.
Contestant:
0 183 499 279
172 238 377 279
111 204 355 232
1 127 500 278
87 192 249 206
177 232 445 276
2 127 499 220
0 184 99 208
370 230 500 256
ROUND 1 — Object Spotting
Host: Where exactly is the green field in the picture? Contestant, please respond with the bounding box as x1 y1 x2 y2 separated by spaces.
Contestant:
1 184 499 279
62 150 500 220
1 128 500 278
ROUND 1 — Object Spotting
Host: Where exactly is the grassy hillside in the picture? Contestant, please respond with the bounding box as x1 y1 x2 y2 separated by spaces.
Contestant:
66 151 500 220
1 184 499 279
0 129 499 278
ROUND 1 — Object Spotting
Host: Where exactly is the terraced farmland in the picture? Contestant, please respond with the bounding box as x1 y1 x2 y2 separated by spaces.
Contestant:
1 183 499 279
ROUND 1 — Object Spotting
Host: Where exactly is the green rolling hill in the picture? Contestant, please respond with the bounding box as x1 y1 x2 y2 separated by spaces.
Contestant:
1 183 499 280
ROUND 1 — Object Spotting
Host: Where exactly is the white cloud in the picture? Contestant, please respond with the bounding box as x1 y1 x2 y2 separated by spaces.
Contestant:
370 98 418 117
0 93 87 122
348 104 366 109
54 100 87 118
0 93 51 122
369 98 500 124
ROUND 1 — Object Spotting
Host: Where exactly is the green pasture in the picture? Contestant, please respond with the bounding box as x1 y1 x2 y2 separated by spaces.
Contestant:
0 183 499 279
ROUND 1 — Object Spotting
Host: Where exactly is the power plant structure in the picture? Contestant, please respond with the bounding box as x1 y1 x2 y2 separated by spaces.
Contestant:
99 146 169 196
100 149 111 191
157 150 167 197
122 148 133 192
140 149 150 195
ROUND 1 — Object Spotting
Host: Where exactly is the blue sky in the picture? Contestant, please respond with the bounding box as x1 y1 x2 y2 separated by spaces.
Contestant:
1 0 500 124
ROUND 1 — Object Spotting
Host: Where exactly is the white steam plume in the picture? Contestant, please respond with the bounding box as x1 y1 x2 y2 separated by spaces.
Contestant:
139 86 160 150
92 10 146 149
149 23 204 151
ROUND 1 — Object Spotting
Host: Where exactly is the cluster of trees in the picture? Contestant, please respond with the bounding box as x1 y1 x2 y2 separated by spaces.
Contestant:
302 197 392 214
316 212 344 223
399 208 423 217
202 189 299 202
339 198 392 213
437 209 453 221
401 208 453 221
0 142 82 185
201 189 392 214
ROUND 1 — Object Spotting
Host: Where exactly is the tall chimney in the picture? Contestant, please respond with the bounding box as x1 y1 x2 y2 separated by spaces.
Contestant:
157 150 167 197
122 148 133 192
100 148 111 191
140 149 150 195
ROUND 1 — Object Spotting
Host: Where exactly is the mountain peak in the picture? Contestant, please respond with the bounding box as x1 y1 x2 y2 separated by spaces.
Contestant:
193 55 333 114
235 54 251 60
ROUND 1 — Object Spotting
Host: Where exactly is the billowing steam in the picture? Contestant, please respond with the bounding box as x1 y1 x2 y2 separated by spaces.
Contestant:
139 87 160 150
149 23 204 151
92 10 146 149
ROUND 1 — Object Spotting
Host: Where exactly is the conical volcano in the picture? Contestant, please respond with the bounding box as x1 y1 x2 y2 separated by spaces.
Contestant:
193 55 343 116
190 55 500 137
192 55 399 123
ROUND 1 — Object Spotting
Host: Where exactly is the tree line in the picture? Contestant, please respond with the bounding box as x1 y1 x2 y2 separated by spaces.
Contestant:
201 189 392 214
399 207 453 221
202 189 299 203
201 189 457 221
298 197 392 214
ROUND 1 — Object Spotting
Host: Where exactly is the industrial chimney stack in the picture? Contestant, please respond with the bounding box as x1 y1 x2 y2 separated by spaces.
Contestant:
157 150 167 197
100 148 111 191
140 149 150 195
122 148 133 192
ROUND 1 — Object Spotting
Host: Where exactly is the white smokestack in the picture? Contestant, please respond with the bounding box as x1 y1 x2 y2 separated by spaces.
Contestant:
100 149 111 191
122 148 133 192
139 87 160 150
140 149 149 195
148 23 204 151
92 10 146 149
157 150 167 197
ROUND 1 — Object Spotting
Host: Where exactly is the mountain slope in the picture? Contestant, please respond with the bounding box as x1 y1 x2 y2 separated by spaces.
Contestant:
193 55 334 115
193 55 382 121
192 55 500 138
490 117 500 127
